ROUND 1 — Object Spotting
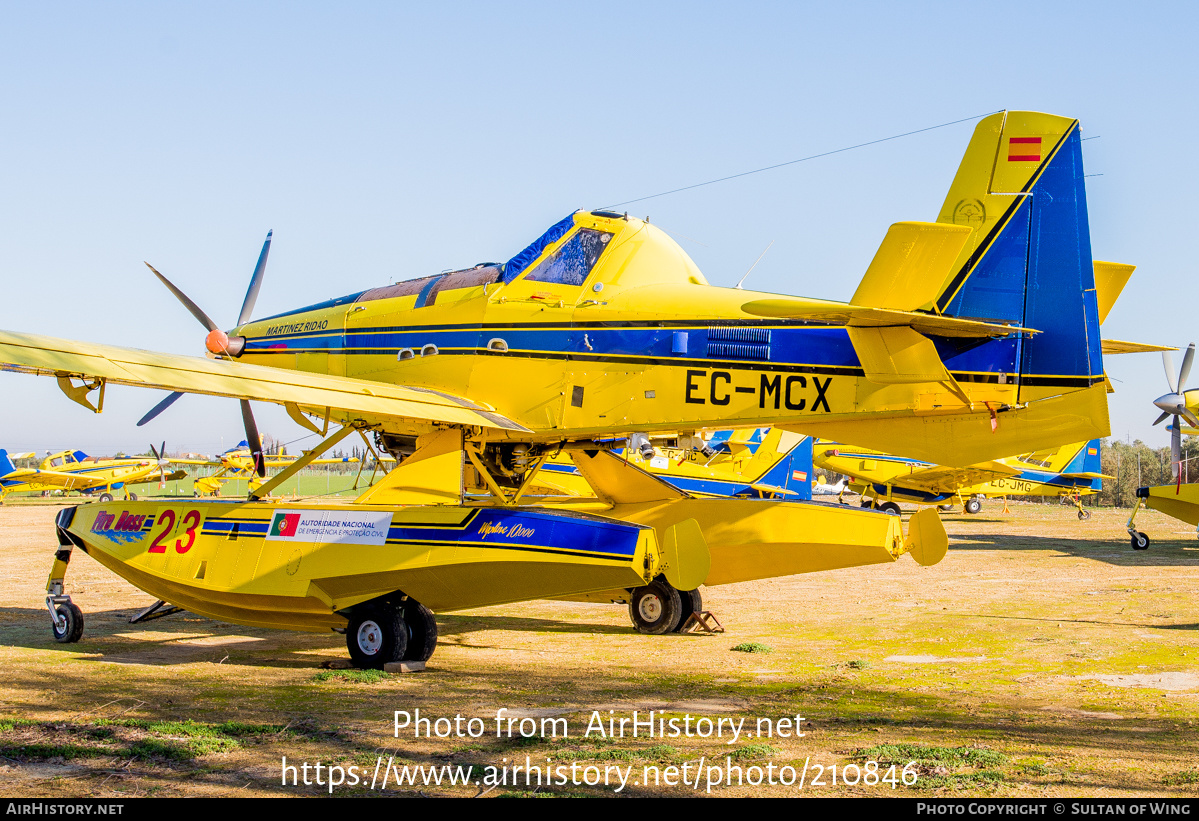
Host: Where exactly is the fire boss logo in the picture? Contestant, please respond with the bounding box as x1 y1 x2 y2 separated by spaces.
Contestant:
92 510 147 533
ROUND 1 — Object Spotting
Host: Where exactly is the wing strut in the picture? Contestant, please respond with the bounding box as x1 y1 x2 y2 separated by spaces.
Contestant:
248 424 356 501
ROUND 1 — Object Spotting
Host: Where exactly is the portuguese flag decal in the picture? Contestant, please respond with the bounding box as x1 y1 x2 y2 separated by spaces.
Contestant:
270 512 301 538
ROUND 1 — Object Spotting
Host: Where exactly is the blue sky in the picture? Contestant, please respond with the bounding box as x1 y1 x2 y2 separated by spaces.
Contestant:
0 2 1193 455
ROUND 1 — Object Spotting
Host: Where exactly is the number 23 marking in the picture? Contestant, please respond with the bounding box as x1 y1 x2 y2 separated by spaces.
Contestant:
148 509 201 554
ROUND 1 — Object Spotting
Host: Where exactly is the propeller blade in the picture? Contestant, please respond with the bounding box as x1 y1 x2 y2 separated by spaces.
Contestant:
137 391 185 427
1181 343 1196 393
1154 411 1171 426
149 442 160 460
1172 418 1182 471
240 399 266 477
237 230 273 327
1183 409 1199 430
1163 350 1178 394
145 263 220 332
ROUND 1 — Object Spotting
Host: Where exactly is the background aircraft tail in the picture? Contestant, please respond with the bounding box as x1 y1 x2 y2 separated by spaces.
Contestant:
0 450 16 483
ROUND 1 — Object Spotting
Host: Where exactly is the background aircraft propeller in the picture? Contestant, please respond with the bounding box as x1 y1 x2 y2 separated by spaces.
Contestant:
138 231 273 477
148 441 173 487
1152 343 1198 478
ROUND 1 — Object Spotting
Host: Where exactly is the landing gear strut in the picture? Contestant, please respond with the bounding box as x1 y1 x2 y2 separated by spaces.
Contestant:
47 508 84 643
1126 501 1150 550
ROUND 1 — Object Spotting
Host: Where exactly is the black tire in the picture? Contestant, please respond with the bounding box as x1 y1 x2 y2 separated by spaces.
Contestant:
128 492 138 502
1078 509 1091 521
346 603 407 669
860 499 873 508
98 493 114 503
629 580 682 635
964 498 982 515
673 588 703 633
401 600 438 662
1131 532 1150 551
938 504 954 512
52 603 84 643
878 501 901 516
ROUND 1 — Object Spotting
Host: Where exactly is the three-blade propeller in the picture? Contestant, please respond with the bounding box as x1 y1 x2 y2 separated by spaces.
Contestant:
148 441 172 486
1152 343 1197 477
138 231 273 477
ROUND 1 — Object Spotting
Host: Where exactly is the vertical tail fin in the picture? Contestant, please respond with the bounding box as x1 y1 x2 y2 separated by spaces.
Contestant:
934 111 1103 400
0 450 16 481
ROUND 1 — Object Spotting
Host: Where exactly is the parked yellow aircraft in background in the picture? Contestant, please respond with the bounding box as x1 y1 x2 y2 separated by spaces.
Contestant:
531 428 812 501
0 110 1134 666
814 438 1106 519
175 441 359 497
0 445 185 503
1126 345 1199 549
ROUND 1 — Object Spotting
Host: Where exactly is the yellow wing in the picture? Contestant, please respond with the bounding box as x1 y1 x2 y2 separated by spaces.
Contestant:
887 460 1021 494
0 330 529 434
0 467 110 491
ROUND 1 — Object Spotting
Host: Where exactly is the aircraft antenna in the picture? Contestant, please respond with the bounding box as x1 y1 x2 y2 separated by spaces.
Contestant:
735 240 774 290
602 109 1003 209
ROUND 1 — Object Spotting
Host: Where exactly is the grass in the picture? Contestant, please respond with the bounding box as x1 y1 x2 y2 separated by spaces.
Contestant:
728 743 778 761
858 743 1006 769
312 669 387 684
731 642 772 654
1164 770 1199 786
0 718 289 763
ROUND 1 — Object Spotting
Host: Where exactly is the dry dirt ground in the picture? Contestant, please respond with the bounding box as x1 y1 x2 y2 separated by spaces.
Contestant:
1 499 1198 799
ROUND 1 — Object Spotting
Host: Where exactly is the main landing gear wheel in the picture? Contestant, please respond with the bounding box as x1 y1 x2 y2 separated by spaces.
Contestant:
1131 532 1150 551
52 602 84 643
674 588 703 633
347 603 407 669
938 504 954 512
629 580 682 635
128 492 138 502
1078 509 1091 521
878 502 901 516
401 600 438 662
98 493 114 503
964 498 982 515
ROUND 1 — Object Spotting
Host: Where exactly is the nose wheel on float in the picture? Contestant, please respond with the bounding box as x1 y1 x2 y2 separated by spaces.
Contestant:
47 514 84 643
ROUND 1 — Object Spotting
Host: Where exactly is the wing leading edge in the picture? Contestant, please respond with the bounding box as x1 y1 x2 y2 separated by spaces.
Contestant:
0 330 529 435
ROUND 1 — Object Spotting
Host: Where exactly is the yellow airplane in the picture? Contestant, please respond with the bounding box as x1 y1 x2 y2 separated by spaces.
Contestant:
0 445 186 503
1126 345 1199 549
178 440 359 497
0 110 1137 665
813 438 1106 519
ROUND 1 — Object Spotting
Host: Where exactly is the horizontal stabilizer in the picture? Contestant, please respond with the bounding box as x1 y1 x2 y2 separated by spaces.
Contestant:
741 299 1034 339
1060 471 1113 480
1102 339 1176 355
851 222 973 311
